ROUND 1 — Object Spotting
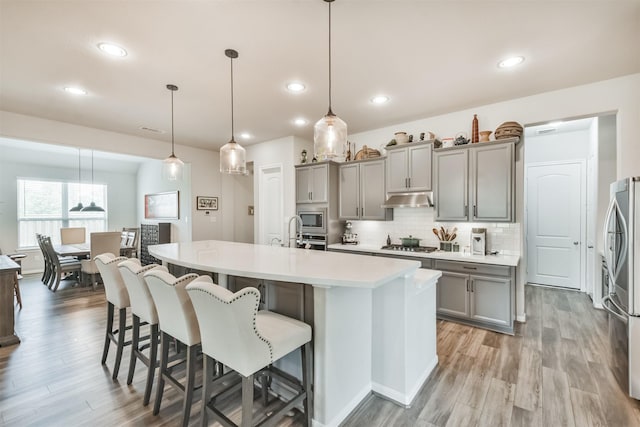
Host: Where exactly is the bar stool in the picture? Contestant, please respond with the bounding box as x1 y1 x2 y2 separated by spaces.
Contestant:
118 259 167 406
186 278 313 427
144 269 204 427
94 253 131 380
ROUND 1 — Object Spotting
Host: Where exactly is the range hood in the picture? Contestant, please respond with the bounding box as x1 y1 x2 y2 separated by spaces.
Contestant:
381 192 433 208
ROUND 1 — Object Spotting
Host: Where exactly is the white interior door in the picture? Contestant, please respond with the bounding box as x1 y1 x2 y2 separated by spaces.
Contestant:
526 161 583 289
258 164 283 245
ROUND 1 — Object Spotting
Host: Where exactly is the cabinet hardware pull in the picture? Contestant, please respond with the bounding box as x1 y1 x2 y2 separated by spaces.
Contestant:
473 205 477 217
463 266 477 270
361 207 364 216
408 177 411 188
466 279 470 292
310 191 313 200
464 205 468 216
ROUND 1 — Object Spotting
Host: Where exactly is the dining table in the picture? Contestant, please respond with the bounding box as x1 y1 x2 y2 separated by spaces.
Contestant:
54 243 135 258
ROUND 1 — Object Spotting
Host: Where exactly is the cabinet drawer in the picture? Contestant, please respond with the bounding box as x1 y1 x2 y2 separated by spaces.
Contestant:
434 260 510 277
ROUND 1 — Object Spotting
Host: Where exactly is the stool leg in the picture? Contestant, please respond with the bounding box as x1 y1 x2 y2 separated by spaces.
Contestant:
112 307 127 380
302 342 313 427
101 302 114 365
14 273 22 309
241 374 254 427
182 344 197 427
201 355 214 427
127 314 140 385
153 332 170 416
143 323 159 406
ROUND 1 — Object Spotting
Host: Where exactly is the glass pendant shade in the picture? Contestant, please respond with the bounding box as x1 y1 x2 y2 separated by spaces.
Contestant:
162 154 184 181
314 111 347 160
220 139 247 174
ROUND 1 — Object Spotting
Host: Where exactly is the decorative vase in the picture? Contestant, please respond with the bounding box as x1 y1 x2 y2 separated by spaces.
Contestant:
479 130 492 142
472 114 479 143
394 132 409 144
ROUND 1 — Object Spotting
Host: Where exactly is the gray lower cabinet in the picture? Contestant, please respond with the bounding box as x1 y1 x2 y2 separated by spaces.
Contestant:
435 259 514 334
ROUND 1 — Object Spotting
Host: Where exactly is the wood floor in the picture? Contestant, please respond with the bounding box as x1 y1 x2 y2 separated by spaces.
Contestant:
2 277 640 426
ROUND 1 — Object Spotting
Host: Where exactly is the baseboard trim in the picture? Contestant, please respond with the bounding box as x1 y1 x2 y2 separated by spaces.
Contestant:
516 314 527 322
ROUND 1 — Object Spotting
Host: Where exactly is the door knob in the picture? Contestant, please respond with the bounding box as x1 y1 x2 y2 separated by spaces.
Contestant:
573 241 579 245
588 245 594 248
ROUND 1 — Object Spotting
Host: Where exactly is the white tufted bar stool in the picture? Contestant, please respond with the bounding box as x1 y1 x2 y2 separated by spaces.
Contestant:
94 253 131 380
118 259 167 406
144 269 205 427
186 278 313 427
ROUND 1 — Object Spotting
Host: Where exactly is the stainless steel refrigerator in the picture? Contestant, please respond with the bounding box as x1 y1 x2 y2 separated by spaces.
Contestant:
602 176 640 400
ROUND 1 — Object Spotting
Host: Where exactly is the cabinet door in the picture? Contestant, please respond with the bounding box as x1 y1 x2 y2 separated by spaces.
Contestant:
296 167 311 203
339 163 360 220
469 275 511 326
434 150 469 221
471 143 513 222
408 144 432 191
360 160 387 220
436 271 469 318
310 164 328 203
386 148 408 193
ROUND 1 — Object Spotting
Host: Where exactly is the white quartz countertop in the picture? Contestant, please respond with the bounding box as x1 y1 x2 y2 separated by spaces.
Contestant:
327 243 520 267
149 240 428 289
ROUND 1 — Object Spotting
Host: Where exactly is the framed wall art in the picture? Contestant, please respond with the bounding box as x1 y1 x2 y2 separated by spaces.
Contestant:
144 191 180 219
196 196 218 211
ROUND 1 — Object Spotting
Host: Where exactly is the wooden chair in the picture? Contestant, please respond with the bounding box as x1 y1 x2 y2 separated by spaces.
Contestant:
80 232 122 290
121 227 139 258
60 227 86 245
42 237 82 292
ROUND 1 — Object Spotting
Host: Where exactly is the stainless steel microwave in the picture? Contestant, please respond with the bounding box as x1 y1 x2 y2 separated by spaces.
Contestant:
297 208 327 234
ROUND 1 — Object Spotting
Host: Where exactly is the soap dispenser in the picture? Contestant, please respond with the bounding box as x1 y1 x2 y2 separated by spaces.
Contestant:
386 234 391 246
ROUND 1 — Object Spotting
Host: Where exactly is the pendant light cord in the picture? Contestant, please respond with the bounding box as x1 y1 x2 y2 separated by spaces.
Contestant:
230 55 235 141
328 0 332 113
170 89 175 156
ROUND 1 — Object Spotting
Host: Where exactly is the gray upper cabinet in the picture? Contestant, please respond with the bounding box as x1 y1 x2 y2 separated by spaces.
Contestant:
339 159 391 221
386 142 433 193
434 140 515 222
296 164 328 204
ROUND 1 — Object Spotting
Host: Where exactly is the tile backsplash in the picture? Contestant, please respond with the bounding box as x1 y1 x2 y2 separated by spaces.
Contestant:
346 207 521 255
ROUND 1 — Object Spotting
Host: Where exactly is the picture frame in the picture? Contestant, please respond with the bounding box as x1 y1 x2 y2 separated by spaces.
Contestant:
144 191 179 219
196 196 218 211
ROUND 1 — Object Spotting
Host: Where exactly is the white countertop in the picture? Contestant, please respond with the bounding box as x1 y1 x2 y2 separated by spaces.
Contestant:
328 243 520 267
149 240 432 289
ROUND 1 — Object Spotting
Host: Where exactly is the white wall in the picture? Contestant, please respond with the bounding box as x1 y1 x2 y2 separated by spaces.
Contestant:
136 160 192 243
0 160 137 272
0 110 223 242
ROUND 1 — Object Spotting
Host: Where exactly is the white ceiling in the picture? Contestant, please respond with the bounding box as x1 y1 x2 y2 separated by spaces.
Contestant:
1 0 639 152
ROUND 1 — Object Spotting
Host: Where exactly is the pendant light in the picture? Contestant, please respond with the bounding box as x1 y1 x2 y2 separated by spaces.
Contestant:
81 150 105 212
69 148 84 212
162 84 184 181
219 48 247 175
314 0 347 161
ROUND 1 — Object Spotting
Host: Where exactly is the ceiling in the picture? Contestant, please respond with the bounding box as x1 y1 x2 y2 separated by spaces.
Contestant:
1 0 639 152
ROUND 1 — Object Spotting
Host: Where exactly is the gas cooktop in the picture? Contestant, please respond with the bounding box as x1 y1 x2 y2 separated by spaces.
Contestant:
381 244 438 253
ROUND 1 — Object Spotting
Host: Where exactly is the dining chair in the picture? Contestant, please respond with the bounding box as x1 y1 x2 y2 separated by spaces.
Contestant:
42 236 82 292
186 278 313 427
118 259 167 405
143 269 202 426
94 253 131 380
121 227 139 258
36 234 53 285
60 227 86 245
81 231 122 290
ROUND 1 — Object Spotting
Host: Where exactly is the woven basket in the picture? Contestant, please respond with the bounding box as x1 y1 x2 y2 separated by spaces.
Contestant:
494 121 523 139
354 146 381 160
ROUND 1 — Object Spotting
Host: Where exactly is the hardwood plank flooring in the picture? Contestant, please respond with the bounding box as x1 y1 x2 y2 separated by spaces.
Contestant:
2 279 640 426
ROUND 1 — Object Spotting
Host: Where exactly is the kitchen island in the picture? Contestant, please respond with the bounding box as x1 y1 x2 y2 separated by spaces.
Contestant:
149 240 441 427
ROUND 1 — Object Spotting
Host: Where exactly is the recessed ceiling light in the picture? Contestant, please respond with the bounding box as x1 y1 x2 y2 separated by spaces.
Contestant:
97 42 127 57
240 132 252 139
294 118 308 126
286 82 306 93
64 86 87 95
498 56 524 68
370 95 389 104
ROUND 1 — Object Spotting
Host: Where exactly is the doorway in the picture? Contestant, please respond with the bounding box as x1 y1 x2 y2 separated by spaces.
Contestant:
257 163 283 245
232 161 254 243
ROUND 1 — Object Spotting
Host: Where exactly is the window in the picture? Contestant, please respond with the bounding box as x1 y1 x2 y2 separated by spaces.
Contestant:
17 178 108 248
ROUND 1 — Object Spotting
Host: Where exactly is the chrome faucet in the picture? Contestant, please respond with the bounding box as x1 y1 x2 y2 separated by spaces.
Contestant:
288 215 303 248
